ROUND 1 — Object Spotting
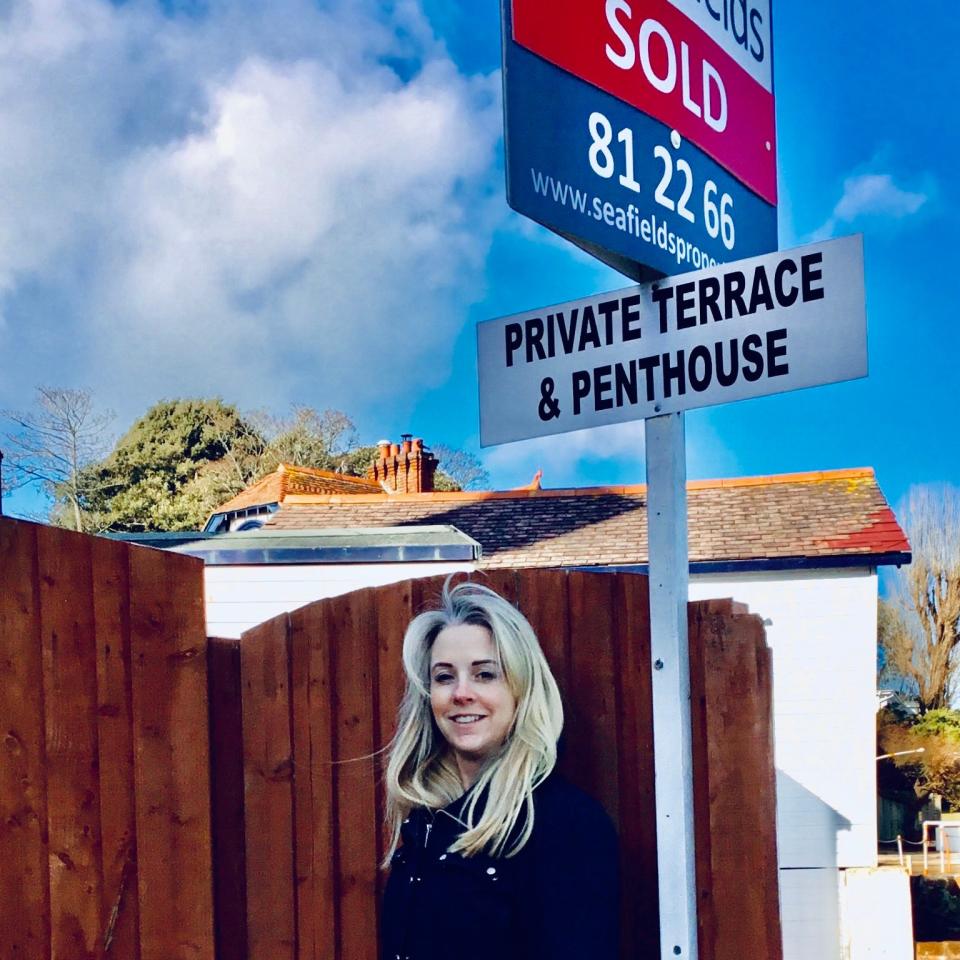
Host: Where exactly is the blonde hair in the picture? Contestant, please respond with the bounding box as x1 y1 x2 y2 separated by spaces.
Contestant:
384 578 563 860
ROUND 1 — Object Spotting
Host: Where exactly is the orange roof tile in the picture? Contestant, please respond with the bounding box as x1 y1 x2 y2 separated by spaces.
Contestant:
214 463 381 514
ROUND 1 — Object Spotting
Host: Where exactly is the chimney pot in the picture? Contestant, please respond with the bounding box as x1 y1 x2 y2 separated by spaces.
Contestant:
369 435 437 493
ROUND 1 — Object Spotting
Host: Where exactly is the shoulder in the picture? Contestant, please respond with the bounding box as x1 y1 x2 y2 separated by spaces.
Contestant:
516 772 621 950
530 773 617 846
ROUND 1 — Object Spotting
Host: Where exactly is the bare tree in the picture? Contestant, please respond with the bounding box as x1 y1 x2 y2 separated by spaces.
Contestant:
880 485 960 713
2 387 114 532
431 444 490 491
204 402 270 490
248 406 359 473
0 449 13 500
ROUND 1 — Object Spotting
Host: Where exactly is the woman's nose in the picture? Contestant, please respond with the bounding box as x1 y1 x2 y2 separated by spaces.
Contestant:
452 677 474 702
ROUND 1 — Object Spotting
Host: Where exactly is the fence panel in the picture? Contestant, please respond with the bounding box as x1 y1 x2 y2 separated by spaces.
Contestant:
295 599 337 960
208 635 247 960
0 519 48 959
237 569 781 960
565 572 621 821
611 573 659 960
240 613 296 960
129 543 214 960
0 516 213 960
690 600 782 960
37 525 104 957
91 535 140 960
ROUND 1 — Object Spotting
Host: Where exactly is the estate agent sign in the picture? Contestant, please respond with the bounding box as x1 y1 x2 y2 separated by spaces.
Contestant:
501 0 778 279
490 6 866 959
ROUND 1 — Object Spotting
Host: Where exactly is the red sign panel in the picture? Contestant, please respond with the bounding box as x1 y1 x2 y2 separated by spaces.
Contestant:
512 0 777 204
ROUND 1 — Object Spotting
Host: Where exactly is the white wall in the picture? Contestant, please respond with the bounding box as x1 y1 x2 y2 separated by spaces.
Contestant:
839 868 913 960
690 567 878 870
203 561 475 638
690 567 879 960
778 868 842 960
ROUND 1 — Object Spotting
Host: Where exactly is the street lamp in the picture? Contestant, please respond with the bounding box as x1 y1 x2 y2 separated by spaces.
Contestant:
876 748 926 761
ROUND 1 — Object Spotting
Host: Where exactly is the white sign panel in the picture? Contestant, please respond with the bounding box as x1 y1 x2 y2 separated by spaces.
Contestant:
665 0 774 92
478 235 866 446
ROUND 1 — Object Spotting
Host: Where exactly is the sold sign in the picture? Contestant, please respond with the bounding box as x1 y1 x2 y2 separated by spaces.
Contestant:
501 0 778 280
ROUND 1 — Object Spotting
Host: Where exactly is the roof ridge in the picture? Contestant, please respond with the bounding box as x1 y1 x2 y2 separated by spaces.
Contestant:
275 461 380 486
280 467 878 505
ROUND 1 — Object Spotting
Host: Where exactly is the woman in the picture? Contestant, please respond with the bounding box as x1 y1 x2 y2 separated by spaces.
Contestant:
381 579 619 960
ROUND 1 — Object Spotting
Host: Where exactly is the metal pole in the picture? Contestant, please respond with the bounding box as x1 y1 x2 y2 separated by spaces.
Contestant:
646 411 698 960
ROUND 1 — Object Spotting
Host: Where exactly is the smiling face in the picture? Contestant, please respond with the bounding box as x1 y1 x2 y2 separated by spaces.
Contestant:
430 622 518 789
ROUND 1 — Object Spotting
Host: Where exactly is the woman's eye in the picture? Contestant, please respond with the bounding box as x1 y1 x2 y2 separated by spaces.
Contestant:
432 672 454 684
475 670 497 681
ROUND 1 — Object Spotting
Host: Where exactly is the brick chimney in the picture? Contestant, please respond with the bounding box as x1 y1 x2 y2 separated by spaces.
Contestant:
368 434 438 493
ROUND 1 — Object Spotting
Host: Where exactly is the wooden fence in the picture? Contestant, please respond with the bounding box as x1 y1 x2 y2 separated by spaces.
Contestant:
227 569 782 960
0 516 214 960
2 522 781 960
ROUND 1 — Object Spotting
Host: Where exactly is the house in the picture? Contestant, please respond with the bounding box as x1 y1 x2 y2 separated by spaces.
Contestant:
204 457 395 532
137 438 910 960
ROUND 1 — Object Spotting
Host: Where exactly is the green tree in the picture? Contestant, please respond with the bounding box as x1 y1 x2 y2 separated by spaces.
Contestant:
336 444 380 478
80 400 370 532
79 398 264 531
37 392 487 531
880 485 960 713
880 708 960 809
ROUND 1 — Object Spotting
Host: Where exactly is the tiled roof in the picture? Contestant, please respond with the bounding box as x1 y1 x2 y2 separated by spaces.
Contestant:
260 468 910 569
214 462 381 514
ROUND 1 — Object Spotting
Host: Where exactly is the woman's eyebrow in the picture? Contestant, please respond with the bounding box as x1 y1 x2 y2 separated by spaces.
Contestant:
430 659 498 670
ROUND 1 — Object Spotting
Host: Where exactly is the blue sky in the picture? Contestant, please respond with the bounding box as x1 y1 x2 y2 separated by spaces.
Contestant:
1 0 955 518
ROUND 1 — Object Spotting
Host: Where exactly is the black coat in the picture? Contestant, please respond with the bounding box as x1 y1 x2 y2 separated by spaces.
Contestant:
380 773 619 960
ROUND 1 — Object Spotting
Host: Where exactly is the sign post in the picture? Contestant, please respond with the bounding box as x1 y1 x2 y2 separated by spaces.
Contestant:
478 235 868 958
645 411 696 958
489 4 835 956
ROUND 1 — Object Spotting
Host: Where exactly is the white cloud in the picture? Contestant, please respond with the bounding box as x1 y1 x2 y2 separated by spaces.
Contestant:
0 0 505 422
482 413 739 490
833 174 927 222
484 421 647 490
809 171 930 241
